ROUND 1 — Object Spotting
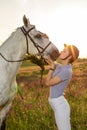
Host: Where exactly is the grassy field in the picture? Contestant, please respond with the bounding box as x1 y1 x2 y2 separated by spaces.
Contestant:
6 59 87 130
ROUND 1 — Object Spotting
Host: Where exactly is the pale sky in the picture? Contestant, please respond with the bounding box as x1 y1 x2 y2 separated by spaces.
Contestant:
0 0 87 58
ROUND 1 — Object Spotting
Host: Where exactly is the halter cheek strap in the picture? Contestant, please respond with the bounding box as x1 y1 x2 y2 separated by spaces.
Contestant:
20 26 35 54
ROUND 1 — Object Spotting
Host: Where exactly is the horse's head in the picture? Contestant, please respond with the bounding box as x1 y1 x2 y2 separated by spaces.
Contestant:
22 15 60 61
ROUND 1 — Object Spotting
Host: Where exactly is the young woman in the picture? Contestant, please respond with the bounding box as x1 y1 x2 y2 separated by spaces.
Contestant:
46 44 79 130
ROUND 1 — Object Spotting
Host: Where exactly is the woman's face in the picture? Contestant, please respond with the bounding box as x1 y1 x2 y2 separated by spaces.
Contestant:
59 47 70 60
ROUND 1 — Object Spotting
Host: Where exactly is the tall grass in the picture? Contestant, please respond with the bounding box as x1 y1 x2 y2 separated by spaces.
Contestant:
6 61 87 130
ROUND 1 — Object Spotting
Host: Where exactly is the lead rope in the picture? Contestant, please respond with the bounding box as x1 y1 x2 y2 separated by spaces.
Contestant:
40 69 44 87
40 56 45 87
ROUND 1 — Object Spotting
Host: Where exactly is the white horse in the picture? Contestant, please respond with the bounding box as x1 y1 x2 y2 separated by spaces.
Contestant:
0 15 59 129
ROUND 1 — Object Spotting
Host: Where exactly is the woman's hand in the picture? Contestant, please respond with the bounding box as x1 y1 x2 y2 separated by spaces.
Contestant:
46 56 57 69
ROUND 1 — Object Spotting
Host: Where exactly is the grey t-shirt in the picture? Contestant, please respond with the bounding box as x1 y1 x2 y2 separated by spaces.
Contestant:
50 64 72 98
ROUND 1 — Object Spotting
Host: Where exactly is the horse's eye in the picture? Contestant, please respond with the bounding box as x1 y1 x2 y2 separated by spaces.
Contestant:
34 33 42 38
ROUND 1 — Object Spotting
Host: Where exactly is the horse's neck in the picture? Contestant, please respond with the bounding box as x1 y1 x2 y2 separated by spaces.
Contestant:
0 29 26 60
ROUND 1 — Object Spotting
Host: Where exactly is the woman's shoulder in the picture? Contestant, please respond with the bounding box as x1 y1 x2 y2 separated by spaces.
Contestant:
56 63 62 70
55 62 61 66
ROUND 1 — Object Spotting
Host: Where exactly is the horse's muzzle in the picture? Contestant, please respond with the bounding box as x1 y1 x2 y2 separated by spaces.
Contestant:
48 49 60 61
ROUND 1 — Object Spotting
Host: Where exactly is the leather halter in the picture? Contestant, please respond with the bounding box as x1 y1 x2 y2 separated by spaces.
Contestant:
20 25 51 56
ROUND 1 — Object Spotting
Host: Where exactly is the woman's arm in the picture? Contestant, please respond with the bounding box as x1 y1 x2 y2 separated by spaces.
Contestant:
45 57 61 86
46 69 61 86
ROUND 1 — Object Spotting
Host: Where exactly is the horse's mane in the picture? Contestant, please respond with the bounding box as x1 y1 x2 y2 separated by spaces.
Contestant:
0 28 20 48
10 29 16 36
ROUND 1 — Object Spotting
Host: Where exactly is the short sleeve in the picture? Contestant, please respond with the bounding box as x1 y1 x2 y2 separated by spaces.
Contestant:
57 68 71 81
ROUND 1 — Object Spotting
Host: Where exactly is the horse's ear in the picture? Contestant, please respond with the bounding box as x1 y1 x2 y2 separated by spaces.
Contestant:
23 15 30 27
